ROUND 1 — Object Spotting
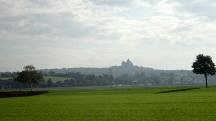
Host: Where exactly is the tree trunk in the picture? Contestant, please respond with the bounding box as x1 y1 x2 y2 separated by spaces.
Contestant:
29 79 33 92
204 74 208 88
30 83 33 92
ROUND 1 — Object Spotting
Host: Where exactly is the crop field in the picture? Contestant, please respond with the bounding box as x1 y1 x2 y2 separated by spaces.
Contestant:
1 87 216 121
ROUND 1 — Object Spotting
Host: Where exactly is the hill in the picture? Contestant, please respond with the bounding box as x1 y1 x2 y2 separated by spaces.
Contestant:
1 59 216 88
41 59 216 85
41 59 154 77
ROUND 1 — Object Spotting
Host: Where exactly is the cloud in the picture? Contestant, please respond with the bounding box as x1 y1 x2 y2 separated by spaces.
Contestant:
90 0 132 6
1 0 216 71
175 0 216 19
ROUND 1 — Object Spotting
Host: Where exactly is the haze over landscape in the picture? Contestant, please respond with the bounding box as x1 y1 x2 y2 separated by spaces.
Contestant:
1 0 216 71
3 1 216 121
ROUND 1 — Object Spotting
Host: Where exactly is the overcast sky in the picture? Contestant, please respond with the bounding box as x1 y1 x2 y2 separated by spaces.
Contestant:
1 0 216 71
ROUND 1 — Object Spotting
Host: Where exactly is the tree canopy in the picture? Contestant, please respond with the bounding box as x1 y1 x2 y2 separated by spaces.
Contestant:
192 54 216 88
15 65 43 91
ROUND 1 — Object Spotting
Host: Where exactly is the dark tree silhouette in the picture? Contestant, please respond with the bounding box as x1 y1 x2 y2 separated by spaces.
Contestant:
15 65 43 91
192 54 216 88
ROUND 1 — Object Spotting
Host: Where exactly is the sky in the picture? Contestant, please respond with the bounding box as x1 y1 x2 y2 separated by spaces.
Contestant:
1 0 216 71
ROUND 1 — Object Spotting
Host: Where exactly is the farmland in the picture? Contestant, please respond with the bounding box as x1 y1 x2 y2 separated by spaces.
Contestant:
1 87 216 121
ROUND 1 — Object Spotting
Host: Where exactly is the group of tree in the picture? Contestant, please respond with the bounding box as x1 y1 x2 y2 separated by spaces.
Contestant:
0 54 216 90
15 65 43 91
44 72 113 87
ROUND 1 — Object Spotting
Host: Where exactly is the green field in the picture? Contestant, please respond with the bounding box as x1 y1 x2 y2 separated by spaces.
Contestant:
1 86 216 121
0 77 13 80
44 76 70 82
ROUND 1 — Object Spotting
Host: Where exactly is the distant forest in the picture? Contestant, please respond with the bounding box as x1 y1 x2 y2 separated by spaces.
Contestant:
1 59 216 89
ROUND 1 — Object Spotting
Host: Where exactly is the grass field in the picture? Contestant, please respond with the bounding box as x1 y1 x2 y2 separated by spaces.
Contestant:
1 86 216 121
44 76 70 82
0 77 13 80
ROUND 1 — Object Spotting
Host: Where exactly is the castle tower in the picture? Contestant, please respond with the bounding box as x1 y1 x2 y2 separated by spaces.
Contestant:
121 59 134 68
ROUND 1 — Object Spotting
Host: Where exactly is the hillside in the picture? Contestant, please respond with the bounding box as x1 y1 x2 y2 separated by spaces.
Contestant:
41 59 154 77
41 59 216 85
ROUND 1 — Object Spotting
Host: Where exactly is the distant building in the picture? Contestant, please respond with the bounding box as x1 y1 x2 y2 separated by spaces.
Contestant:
121 59 134 68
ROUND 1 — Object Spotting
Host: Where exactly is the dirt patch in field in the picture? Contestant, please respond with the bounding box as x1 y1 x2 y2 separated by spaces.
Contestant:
0 91 48 98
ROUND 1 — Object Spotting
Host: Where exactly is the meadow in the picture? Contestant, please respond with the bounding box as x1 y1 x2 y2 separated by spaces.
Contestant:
44 76 70 82
1 86 216 121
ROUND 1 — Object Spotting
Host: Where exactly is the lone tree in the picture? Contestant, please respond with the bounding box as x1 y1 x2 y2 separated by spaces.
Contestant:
15 65 43 91
192 54 216 88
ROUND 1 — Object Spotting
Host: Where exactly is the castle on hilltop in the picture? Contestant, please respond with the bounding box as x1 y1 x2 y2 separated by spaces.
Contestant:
110 59 146 78
121 59 134 68
42 59 153 77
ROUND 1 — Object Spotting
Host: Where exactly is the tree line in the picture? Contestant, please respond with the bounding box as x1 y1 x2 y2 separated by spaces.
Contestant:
0 54 216 91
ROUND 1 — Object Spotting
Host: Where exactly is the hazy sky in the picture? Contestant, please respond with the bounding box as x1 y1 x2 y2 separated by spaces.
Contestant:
1 0 216 71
